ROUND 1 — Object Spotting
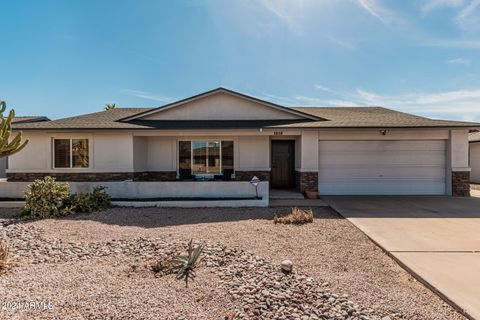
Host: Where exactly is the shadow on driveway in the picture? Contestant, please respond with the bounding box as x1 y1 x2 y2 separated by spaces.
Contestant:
322 195 480 219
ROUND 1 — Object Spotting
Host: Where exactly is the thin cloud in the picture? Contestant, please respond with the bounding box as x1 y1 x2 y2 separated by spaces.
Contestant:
121 89 174 103
423 39 480 48
257 0 319 34
421 0 465 14
352 88 480 120
355 0 385 22
447 57 471 64
327 36 359 51
314 84 331 91
294 96 322 104
457 0 480 21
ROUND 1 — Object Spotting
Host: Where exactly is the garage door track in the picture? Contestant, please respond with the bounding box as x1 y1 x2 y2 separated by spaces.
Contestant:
323 196 480 320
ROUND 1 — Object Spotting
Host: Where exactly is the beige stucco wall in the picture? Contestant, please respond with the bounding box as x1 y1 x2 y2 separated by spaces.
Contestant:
94 132 134 172
140 92 301 121
470 142 480 183
145 136 176 171
8 132 50 172
8 131 134 173
317 129 450 140
237 136 270 170
449 130 470 171
7 129 472 187
133 136 147 171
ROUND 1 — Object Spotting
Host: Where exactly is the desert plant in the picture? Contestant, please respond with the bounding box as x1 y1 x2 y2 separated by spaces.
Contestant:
89 186 110 210
175 239 204 287
23 177 110 218
0 239 17 275
0 100 28 157
23 176 70 218
104 103 116 110
65 186 110 213
274 207 314 225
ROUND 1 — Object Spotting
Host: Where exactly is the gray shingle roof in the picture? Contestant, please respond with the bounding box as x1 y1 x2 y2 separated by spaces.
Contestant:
12 106 480 130
11 116 50 124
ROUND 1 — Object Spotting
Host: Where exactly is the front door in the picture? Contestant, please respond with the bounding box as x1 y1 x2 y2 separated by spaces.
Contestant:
271 140 295 188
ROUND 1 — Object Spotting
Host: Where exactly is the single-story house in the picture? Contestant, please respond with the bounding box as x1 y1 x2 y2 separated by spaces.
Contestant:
6 88 479 199
469 132 480 184
0 116 50 178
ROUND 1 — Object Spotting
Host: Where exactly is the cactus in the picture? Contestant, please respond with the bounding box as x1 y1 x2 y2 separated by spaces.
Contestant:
0 101 28 157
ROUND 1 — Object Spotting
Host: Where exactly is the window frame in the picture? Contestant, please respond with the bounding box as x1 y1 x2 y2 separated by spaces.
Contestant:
52 138 90 169
178 139 234 177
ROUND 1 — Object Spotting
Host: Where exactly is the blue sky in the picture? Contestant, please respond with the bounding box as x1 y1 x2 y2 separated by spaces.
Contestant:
1 0 480 121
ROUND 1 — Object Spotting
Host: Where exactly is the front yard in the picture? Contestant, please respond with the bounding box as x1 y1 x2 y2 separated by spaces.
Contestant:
0 207 464 320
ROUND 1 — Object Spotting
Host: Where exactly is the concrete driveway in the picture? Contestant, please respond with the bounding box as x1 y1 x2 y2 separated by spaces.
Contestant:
323 196 480 320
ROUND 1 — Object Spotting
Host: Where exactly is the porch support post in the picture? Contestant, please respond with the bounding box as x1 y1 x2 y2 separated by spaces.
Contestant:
296 131 319 192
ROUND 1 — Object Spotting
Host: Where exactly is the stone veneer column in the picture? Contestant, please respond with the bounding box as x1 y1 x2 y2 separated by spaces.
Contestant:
452 171 470 197
295 171 318 192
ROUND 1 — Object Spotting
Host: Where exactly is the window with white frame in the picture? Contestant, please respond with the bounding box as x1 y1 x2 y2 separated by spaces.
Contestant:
53 138 89 168
179 140 233 175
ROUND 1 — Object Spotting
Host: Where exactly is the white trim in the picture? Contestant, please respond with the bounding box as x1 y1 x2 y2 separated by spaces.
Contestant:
52 137 91 170
177 139 235 177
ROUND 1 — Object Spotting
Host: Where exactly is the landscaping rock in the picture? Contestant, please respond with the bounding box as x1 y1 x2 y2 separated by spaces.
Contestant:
281 259 293 273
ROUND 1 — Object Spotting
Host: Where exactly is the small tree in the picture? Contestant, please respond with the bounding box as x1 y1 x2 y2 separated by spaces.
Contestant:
104 103 116 110
0 101 28 157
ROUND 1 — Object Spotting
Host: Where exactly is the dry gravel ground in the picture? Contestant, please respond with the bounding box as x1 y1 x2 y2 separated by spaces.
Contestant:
0 206 465 320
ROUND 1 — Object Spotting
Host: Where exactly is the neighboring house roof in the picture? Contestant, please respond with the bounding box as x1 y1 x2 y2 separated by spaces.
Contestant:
470 132 480 142
11 88 480 130
11 116 50 124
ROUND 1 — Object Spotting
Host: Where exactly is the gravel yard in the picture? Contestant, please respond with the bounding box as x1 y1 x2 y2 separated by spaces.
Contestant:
0 206 465 320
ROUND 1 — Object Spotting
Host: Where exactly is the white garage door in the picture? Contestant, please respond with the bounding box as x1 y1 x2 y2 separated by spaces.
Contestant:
318 140 446 195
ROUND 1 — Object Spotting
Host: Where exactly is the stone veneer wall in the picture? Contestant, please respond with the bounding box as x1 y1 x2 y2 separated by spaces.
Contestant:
295 171 318 192
7 172 177 182
235 171 270 182
133 171 177 181
452 171 470 197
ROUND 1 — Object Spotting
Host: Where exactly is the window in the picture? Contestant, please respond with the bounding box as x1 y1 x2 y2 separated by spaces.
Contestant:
221 141 234 170
53 138 89 168
178 141 191 169
179 140 233 175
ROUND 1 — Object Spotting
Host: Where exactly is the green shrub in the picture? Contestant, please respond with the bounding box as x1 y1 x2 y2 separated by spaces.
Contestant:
23 177 110 218
65 186 110 213
23 176 70 218
89 186 111 210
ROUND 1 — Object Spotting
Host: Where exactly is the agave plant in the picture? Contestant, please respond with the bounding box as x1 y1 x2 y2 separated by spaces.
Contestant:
175 239 204 288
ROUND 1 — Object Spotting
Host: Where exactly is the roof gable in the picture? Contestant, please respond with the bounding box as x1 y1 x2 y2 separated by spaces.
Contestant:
121 88 322 122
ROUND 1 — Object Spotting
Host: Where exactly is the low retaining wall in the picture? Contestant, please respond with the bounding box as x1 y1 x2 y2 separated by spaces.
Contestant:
0 181 269 207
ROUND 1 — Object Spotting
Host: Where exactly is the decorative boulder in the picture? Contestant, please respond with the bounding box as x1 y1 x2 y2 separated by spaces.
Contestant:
281 259 293 273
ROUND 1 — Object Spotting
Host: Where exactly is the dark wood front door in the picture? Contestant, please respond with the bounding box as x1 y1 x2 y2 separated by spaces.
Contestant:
271 140 295 188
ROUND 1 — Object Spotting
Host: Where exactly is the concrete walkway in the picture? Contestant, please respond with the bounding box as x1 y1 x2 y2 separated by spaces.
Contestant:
322 196 480 320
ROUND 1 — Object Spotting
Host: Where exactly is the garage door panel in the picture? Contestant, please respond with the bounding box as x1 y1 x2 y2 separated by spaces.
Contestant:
319 153 446 166
318 140 446 195
319 167 445 180
319 180 446 195
319 140 446 151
